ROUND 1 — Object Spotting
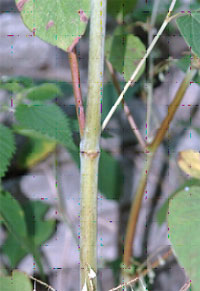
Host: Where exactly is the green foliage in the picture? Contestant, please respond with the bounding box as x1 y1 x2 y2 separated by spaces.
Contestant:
0 76 34 88
176 11 200 58
157 179 200 226
107 0 137 19
26 83 62 101
0 191 49 277
15 0 90 51
2 200 55 268
15 103 76 152
168 186 200 291
176 55 200 84
0 125 15 179
99 150 123 200
0 191 27 237
0 82 23 92
0 270 32 291
106 26 146 82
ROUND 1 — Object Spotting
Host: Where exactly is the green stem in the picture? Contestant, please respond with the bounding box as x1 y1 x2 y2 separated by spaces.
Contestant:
80 0 107 290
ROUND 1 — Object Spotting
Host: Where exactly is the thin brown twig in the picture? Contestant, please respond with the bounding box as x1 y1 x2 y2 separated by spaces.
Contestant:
68 47 85 137
106 60 146 151
29 275 56 291
109 248 173 291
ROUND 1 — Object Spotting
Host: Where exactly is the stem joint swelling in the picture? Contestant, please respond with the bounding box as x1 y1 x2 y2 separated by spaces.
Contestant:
80 151 100 159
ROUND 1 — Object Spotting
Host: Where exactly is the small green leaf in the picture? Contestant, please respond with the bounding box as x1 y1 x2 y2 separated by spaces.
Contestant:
157 179 200 226
0 76 33 88
15 0 90 51
168 186 200 291
0 270 32 291
99 150 123 200
0 125 15 178
0 191 27 238
0 82 23 92
176 11 200 58
106 27 146 82
15 103 76 152
26 83 62 101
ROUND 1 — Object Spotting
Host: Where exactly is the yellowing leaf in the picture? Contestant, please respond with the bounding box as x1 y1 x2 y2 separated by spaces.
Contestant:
178 150 200 179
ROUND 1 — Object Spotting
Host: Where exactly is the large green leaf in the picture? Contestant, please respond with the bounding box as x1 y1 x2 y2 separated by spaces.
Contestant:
26 83 62 101
15 103 76 152
15 0 90 51
2 200 55 268
176 11 200 58
106 27 146 82
0 125 15 179
0 270 32 291
0 192 45 277
99 150 123 200
107 0 138 18
0 191 27 238
157 179 200 226
168 186 200 291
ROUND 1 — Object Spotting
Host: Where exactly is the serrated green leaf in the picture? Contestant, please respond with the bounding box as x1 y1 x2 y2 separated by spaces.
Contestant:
157 179 200 226
107 0 137 19
18 137 56 168
15 0 90 51
99 150 123 200
15 103 77 152
2 200 55 268
0 270 32 291
176 11 200 58
106 27 146 82
0 125 15 178
168 186 200 291
26 83 62 101
0 191 27 237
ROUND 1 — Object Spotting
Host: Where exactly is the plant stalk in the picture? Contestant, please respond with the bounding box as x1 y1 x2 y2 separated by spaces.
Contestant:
123 67 196 268
80 0 107 289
